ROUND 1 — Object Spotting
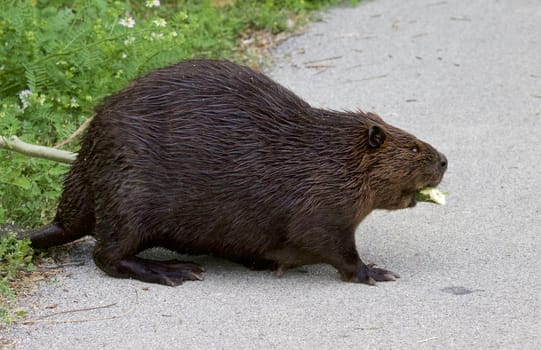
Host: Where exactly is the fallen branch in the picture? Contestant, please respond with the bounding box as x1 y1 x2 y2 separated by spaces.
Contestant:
54 115 93 148
21 289 139 325
0 135 77 164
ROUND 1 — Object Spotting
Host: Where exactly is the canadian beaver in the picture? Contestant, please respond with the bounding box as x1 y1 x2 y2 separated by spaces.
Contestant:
30 59 447 286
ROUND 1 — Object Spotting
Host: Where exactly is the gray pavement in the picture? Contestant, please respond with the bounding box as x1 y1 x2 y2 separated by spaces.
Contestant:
3 0 541 349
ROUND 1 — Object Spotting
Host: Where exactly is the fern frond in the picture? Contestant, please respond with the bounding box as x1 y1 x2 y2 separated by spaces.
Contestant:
23 63 48 92
7 2 36 33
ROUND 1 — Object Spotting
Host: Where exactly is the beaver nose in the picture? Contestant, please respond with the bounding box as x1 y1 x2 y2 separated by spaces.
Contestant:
439 153 448 169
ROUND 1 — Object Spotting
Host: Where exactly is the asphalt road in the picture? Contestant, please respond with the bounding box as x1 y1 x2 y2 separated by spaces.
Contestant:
3 0 540 349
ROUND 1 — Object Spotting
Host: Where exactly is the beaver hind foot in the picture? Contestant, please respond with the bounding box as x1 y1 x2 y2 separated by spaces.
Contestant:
96 257 205 286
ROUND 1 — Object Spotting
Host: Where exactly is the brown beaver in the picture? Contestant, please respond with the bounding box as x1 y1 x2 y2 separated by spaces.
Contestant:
29 59 447 286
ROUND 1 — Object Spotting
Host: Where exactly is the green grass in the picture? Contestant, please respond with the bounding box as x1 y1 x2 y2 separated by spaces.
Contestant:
0 0 357 324
0 233 34 324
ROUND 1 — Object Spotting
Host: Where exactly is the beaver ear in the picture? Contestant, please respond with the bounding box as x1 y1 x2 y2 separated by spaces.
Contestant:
368 125 386 148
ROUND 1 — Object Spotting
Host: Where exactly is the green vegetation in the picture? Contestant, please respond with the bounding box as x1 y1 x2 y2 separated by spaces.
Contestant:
0 233 34 323
0 0 354 227
0 0 357 324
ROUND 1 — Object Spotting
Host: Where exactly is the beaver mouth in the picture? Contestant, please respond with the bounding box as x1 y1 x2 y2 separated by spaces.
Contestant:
416 181 442 192
416 172 444 191
409 179 443 207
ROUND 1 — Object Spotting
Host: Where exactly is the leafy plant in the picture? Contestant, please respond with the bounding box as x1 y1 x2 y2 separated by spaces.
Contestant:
0 233 34 324
0 1 355 227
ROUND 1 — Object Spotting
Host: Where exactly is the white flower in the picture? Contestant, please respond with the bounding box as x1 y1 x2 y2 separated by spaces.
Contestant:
123 36 136 46
18 89 33 109
119 15 135 28
121 52 127 59
37 95 46 105
150 32 164 40
153 18 167 27
145 0 160 7
69 97 79 108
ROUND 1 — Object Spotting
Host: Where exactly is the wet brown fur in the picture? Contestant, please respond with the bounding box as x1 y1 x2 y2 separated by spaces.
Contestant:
30 59 447 286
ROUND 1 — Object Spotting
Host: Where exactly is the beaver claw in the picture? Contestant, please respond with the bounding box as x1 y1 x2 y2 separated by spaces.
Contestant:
158 260 205 286
341 263 400 285
363 263 400 285
127 259 206 286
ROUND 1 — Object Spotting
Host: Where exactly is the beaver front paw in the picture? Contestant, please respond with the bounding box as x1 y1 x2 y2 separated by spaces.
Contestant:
341 263 400 285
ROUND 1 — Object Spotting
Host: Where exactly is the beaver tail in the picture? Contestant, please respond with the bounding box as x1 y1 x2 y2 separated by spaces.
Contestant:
30 159 95 249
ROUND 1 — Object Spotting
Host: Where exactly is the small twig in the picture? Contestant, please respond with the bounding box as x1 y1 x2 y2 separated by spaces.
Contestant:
417 337 438 343
37 261 87 270
346 63 364 70
336 33 376 40
304 64 334 69
450 16 471 21
357 326 383 331
412 33 429 39
303 56 342 65
54 115 93 148
314 68 331 75
28 303 118 321
346 74 388 83
21 289 138 325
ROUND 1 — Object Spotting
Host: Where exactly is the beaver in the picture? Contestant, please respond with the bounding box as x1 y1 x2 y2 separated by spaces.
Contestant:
29 59 447 286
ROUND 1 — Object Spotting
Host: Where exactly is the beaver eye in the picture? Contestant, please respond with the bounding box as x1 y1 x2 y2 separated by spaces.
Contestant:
411 145 419 153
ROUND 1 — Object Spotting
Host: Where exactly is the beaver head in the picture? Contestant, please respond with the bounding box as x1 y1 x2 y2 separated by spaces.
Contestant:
360 113 447 210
